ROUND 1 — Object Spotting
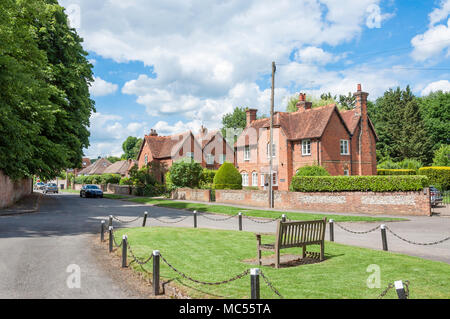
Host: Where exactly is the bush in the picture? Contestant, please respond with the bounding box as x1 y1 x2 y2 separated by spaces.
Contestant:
199 169 217 189
213 162 242 190
377 169 416 175
377 159 401 169
289 175 429 192
165 171 175 192
433 145 450 166
133 184 166 197
398 158 422 170
244 186 259 191
295 165 330 176
169 159 203 188
119 177 133 186
418 167 450 191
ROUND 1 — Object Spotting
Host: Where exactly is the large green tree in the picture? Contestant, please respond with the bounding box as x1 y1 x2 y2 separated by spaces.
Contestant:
221 107 247 142
418 91 450 152
0 0 94 180
372 86 433 164
122 136 143 160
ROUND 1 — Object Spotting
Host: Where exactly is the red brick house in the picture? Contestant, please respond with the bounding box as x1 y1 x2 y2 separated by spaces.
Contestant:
136 127 234 183
235 84 377 191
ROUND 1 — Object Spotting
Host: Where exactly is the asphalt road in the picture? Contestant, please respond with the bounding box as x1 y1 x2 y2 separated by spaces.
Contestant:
1 192 449 298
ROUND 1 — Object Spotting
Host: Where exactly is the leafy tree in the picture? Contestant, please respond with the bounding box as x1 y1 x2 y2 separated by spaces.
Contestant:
372 86 432 164
286 92 354 112
169 159 203 188
418 91 450 152
432 144 450 166
221 107 247 142
122 136 143 160
107 156 121 164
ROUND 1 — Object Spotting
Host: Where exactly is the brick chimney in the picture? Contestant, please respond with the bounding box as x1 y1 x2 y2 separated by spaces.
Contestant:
199 125 207 135
149 129 158 136
353 84 368 119
296 93 312 111
246 109 257 127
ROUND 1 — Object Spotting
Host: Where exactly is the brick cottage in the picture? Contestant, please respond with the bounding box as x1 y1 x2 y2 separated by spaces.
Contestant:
136 127 234 183
235 84 378 191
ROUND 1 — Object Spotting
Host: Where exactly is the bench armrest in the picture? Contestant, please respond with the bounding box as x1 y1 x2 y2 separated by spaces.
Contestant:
255 232 274 237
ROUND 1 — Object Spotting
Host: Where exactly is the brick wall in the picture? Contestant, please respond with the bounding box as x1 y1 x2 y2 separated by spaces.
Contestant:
171 188 211 202
0 170 32 209
215 189 431 216
107 184 132 195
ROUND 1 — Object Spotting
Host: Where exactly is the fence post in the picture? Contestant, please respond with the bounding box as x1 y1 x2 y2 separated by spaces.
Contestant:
250 268 260 299
108 226 113 253
329 219 334 242
381 225 388 251
193 210 197 228
153 250 160 295
238 212 242 231
122 235 127 268
142 211 148 227
100 220 105 242
394 281 407 299
281 214 286 223
108 215 113 227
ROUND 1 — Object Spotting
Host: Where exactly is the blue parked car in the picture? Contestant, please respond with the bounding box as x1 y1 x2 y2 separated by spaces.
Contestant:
80 185 103 198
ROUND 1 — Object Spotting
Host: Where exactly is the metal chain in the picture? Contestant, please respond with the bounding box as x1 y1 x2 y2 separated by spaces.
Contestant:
127 241 153 266
160 253 250 286
245 215 281 224
386 226 450 246
111 231 123 248
112 215 142 224
199 212 238 221
335 222 380 234
151 215 191 224
404 280 410 299
378 283 394 299
260 271 284 299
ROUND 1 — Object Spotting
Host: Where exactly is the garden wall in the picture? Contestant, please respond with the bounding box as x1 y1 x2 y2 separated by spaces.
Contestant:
0 170 32 209
171 188 211 202
106 183 132 195
215 189 431 216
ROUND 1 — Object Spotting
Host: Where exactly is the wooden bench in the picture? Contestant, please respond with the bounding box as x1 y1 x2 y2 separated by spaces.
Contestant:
255 218 327 268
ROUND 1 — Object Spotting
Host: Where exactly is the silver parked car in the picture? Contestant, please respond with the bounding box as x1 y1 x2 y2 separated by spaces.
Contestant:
44 183 59 194
34 182 46 190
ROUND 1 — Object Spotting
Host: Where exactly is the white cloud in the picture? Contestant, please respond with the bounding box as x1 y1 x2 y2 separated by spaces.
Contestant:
429 0 450 26
365 4 395 29
89 76 118 97
421 80 450 95
294 47 335 65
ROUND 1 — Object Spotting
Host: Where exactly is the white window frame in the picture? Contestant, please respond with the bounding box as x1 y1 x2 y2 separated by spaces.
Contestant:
340 140 349 155
302 139 311 156
272 172 278 186
218 154 226 164
252 172 258 187
241 172 249 186
144 154 148 165
266 143 276 158
244 146 250 161
206 154 214 165
261 174 265 186
344 168 350 176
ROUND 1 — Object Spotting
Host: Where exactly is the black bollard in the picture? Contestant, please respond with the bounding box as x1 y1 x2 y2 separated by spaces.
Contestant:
100 220 105 242
122 235 127 268
108 226 113 253
250 268 260 299
153 250 160 295
329 219 334 242
142 211 148 227
381 225 388 251
193 210 197 228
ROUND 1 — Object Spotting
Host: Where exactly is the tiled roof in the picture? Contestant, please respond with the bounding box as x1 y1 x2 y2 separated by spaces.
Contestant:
103 160 131 175
340 109 361 134
77 158 111 175
143 131 191 159
195 130 220 149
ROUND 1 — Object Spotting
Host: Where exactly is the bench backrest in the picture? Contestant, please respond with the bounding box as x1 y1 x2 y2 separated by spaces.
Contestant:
275 218 327 249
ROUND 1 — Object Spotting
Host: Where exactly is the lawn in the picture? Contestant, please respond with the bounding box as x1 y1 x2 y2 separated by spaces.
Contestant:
103 194 129 199
114 226 450 299
126 197 406 223
61 189 79 194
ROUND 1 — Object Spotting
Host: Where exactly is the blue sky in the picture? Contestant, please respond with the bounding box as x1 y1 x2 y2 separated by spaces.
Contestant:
59 0 450 158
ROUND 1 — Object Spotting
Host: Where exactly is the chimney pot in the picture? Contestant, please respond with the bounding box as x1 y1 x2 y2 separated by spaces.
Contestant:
357 84 362 92
246 109 258 127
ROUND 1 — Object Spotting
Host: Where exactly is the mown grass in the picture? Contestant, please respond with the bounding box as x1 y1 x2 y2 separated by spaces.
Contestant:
104 194 129 199
61 189 79 194
126 197 405 223
115 226 450 299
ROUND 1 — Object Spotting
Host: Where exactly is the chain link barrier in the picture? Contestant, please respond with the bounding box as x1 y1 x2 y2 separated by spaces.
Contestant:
160 253 250 286
378 280 410 299
199 212 238 221
110 230 123 248
335 222 380 234
151 215 191 224
127 241 154 267
260 271 284 299
385 226 450 246
245 215 282 224
112 215 142 224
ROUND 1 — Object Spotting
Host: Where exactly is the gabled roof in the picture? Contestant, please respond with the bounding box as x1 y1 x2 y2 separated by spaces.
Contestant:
103 160 131 175
77 158 111 175
195 129 219 149
138 130 200 160
340 109 378 140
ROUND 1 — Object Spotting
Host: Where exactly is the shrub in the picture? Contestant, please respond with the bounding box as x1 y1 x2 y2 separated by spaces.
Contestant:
398 158 422 170
133 184 166 197
377 169 416 176
433 145 450 167
100 174 121 185
119 177 133 186
169 159 203 188
244 186 259 191
295 165 330 176
418 167 450 191
213 162 242 190
289 175 429 192
377 159 401 169
165 171 175 192
200 169 217 189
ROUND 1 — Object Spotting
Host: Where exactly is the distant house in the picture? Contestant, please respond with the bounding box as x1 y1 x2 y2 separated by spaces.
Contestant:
77 158 111 176
136 127 235 183
103 159 135 177
235 84 377 191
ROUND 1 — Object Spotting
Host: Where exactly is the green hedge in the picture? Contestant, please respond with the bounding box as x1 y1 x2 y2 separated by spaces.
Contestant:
75 174 121 185
295 165 330 176
213 162 242 190
377 169 416 176
289 175 429 192
418 167 450 190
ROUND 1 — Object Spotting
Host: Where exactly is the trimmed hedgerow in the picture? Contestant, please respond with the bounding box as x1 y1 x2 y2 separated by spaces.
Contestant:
295 165 330 176
377 169 416 176
289 175 429 192
418 167 450 191
213 162 242 190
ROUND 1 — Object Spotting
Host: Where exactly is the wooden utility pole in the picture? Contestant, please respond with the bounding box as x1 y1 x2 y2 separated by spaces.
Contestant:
269 61 276 208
